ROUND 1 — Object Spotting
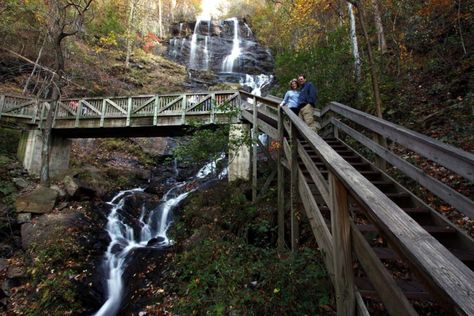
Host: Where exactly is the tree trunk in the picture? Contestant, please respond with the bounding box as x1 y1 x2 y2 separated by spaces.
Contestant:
349 0 383 118
371 0 387 53
23 34 47 95
348 3 361 84
158 0 163 38
125 0 137 69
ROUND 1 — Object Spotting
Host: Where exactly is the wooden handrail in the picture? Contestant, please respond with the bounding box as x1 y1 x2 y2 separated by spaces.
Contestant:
325 101 474 182
281 105 474 315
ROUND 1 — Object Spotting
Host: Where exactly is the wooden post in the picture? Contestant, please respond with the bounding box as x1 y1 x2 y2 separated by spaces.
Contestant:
277 107 285 250
100 99 106 127
210 93 216 123
153 96 159 125
0 95 5 120
252 96 258 202
75 101 81 127
181 94 187 124
374 134 387 170
31 99 38 124
290 121 299 251
126 97 132 126
329 173 355 316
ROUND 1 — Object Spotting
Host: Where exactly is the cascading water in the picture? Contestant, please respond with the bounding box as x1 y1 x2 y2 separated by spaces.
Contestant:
94 157 226 316
221 17 241 73
189 18 202 69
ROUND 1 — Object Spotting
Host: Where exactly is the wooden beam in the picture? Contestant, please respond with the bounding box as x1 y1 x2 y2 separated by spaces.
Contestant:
131 96 156 114
297 141 330 206
252 97 258 203
126 97 132 126
277 108 286 251
290 122 299 251
105 99 127 114
330 173 355 316
351 221 418 316
329 102 474 182
333 118 474 219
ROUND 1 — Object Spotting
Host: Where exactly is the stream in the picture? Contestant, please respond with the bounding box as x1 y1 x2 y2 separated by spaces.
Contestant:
94 155 226 316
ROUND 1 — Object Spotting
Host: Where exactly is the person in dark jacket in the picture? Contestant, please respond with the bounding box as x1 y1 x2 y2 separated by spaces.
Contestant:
297 74 317 130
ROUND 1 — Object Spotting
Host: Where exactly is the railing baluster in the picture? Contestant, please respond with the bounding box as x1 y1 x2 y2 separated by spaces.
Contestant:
290 121 299 251
329 173 355 316
126 97 132 126
277 107 285 251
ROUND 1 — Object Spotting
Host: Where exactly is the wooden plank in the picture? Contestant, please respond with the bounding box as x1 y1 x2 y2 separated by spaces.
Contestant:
105 99 127 114
297 168 334 271
1 100 35 113
277 108 286 251
256 117 278 139
100 99 106 127
252 97 258 203
181 95 187 124
351 221 418 316
131 96 156 114
57 101 77 116
281 106 474 315
290 122 299 251
297 142 330 206
330 174 355 316
333 118 474 219
329 102 474 182
186 95 211 112
80 100 101 115
126 97 132 126
0 95 5 119
153 96 159 125
355 291 370 316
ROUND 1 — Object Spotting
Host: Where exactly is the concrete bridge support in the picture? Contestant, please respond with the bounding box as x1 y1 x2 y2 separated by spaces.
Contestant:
228 123 251 181
17 129 71 177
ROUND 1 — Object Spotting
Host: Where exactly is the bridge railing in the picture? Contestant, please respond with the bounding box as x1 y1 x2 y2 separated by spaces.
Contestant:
0 91 242 128
318 102 474 219
238 90 474 315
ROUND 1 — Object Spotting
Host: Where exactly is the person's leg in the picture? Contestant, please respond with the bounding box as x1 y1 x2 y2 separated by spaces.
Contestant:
290 107 300 115
299 103 317 131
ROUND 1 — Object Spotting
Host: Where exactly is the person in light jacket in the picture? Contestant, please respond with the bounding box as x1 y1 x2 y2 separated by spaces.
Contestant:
280 78 300 115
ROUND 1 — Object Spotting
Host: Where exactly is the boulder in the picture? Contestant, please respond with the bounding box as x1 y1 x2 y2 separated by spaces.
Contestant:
12 178 29 189
50 184 66 198
20 211 83 250
63 175 79 196
16 213 31 224
15 186 58 214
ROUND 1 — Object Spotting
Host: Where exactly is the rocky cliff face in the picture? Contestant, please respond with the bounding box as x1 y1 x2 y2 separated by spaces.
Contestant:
167 18 274 77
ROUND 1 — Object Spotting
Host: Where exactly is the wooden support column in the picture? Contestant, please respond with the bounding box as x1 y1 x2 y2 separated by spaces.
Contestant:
75 101 81 127
181 95 187 124
329 173 355 316
126 97 132 126
100 99 106 127
0 95 5 119
290 121 299 251
153 96 159 125
277 107 285 250
252 96 258 202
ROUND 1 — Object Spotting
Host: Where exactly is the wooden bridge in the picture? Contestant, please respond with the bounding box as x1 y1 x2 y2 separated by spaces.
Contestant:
1 91 474 315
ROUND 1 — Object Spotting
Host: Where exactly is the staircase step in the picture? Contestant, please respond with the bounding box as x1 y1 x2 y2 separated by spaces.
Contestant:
356 277 431 300
357 224 456 235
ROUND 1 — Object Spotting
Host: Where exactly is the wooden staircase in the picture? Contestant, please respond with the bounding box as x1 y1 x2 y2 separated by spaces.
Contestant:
299 136 474 306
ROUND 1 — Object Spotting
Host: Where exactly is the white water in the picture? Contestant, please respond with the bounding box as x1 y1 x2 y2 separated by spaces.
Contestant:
189 18 202 69
221 17 241 73
94 158 224 316
240 74 273 97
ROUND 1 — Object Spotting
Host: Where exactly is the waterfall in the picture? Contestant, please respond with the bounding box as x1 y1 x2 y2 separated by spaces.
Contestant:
94 158 225 316
189 18 202 69
221 17 241 73
240 74 273 97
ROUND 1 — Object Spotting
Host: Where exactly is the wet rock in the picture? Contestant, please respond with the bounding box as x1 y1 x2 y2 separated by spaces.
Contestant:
0 258 8 272
63 175 79 196
16 213 31 224
50 184 66 198
15 186 58 214
2 278 21 296
12 178 29 189
7 266 25 279
20 211 84 250
146 236 165 247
